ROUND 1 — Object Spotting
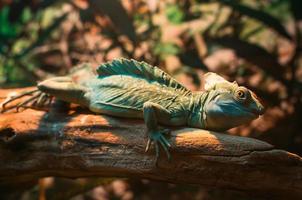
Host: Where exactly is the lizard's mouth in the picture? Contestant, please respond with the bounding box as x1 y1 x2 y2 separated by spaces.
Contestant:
242 107 261 119
251 103 265 116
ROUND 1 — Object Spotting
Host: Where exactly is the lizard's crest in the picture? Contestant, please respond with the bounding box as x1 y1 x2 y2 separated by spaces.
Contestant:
204 72 238 90
97 58 191 95
202 72 265 131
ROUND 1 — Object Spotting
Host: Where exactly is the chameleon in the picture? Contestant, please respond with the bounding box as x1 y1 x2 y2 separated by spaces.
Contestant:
0 58 265 160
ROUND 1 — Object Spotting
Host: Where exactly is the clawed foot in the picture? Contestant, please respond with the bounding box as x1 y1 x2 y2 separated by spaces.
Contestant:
145 129 171 162
0 89 53 113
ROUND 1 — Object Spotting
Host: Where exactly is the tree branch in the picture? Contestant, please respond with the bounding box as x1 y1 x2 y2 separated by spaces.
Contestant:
0 88 301 199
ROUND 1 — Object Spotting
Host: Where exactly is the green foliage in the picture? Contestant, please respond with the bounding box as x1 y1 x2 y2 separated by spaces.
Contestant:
0 2 69 85
0 0 300 93
0 7 19 39
166 4 185 24
154 43 181 59
15 13 68 59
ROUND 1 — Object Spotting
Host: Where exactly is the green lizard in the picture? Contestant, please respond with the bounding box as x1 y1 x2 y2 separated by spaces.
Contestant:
1 58 265 160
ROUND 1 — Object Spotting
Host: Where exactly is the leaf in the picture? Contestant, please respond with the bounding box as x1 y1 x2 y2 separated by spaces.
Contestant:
0 6 19 39
166 4 185 24
207 36 286 82
220 0 292 41
89 0 136 43
15 13 68 59
154 43 180 60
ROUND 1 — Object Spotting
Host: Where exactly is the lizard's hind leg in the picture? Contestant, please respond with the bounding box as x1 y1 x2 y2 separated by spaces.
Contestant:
1 89 38 112
15 92 53 112
1 76 86 113
1 89 38 107
0 89 53 113
37 76 89 106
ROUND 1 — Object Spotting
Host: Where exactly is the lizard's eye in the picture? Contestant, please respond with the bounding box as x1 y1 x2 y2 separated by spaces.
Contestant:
235 88 248 101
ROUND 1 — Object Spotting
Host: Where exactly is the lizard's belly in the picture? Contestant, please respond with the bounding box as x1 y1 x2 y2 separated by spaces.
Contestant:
87 75 187 120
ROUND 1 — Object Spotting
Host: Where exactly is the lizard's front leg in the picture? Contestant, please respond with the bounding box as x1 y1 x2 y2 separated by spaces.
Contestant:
143 102 172 161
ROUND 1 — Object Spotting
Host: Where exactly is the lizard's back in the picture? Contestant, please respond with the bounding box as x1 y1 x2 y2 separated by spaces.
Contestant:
85 59 192 119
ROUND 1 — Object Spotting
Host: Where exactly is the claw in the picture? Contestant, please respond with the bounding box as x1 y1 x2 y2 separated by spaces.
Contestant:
160 134 171 148
35 92 46 106
145 138 152 152
159 138 171 161
145 129 172 163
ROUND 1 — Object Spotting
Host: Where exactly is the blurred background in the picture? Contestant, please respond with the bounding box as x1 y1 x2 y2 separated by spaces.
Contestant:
0 0 301 199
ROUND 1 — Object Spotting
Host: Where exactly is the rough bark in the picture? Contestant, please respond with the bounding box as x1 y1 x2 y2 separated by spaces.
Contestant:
0 88 301 199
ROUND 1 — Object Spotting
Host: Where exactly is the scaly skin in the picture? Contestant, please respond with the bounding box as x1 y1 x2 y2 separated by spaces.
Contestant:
0 58 265 162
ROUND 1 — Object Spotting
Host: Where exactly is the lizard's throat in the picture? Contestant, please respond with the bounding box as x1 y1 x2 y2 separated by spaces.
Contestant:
187 91 209 128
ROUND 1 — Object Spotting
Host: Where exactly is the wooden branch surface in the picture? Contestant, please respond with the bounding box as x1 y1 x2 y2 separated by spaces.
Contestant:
0 88 302 199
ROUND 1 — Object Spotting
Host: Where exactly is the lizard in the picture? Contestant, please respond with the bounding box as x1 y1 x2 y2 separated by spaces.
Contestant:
0 58 265 160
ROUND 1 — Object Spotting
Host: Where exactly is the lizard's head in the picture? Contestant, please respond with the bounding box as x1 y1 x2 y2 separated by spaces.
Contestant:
203 73 265 131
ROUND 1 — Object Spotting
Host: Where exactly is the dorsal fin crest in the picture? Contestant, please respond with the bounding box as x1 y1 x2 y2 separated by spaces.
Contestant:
97 58 191 94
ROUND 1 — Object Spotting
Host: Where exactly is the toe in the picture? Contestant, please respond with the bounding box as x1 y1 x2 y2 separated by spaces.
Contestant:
160 134 171 148
145 139 152 152
159 138 171 160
